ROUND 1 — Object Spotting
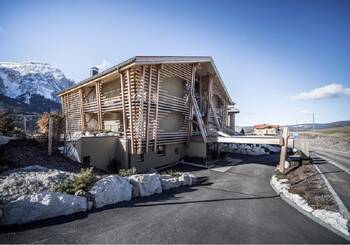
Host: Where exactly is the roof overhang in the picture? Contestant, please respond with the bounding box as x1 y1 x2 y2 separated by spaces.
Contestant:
57 56 234 104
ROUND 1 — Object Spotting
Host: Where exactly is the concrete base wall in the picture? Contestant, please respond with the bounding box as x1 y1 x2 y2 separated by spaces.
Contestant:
185 141 207 158
74 137 208 172
130 143 185 172
76 136 129 171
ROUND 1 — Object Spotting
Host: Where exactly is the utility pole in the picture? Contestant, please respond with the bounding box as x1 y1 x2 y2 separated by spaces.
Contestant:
312 112 315 131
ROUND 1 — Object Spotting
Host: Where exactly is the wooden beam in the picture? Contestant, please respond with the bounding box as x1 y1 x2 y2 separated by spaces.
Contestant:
279 127 289 174
205 75 213 127
79 88 85 130
216 136 282 145
187 64 196 141
127 69 134 154
120 73 127 138
145 65 152 152
153 65 161 152
137 66 146 154
95 81 102 129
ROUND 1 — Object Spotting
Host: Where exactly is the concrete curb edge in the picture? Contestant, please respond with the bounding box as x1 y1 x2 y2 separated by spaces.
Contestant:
270 177 350 242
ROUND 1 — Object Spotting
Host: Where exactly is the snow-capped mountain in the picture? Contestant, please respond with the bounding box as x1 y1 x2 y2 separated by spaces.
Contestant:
0 61 74 103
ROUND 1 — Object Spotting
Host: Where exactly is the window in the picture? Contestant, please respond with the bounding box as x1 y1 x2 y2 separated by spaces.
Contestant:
83 156 91 166
137 154 144 162
156 145 166 156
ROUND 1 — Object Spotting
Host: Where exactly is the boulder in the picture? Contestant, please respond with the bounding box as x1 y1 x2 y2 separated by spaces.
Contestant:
89 175 132 208
179 173 196 186
128 174 162 197
0 192 87 225
160 175 183 190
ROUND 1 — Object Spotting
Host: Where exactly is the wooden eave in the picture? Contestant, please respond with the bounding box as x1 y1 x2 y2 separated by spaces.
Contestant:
57 56 234 104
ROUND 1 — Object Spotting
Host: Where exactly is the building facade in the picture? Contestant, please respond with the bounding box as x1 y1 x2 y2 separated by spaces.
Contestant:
58 56 239 171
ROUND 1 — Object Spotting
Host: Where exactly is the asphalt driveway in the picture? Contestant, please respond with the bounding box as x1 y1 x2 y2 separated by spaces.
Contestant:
0 154 347 243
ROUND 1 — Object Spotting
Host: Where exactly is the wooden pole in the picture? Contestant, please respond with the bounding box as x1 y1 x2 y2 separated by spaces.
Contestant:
48 115 53 156
146 65 152 152
79 88 85 131
153 65 161 152
120 72 127 138
279 127 289 174
127 69 134 154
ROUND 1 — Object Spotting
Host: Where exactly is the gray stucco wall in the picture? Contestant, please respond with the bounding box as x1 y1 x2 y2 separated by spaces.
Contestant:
130 143 185 172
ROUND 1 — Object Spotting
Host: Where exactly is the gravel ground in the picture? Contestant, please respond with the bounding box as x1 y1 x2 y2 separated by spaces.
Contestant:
287 162 338 212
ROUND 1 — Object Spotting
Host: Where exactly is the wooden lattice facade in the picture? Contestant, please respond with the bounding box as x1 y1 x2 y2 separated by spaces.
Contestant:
58 56 238 156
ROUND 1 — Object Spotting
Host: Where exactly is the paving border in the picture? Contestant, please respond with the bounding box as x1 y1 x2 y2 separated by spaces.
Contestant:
313 163 350 221
270 177 350 241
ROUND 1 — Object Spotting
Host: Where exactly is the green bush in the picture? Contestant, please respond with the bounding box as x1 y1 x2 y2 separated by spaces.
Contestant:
57 167 96 195
118 167 137 177
161 169 182 178
0 111 15 135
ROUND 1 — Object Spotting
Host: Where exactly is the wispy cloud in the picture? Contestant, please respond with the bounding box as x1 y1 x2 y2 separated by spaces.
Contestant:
293 83 350 100
94 59 112 71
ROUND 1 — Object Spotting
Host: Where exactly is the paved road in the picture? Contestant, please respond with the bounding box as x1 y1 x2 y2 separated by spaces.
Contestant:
311 148 350 214
0 154 347 243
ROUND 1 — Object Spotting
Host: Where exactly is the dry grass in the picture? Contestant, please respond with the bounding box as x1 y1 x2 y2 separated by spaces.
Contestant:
301 126 350 139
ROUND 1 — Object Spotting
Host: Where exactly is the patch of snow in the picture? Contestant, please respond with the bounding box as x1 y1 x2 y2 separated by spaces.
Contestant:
0 136 15 146
128 173 162 197
0 165 76 202
221 144 276 156
89 175 132 208
179 172 196 186
0 191 87 225
58 143 80 163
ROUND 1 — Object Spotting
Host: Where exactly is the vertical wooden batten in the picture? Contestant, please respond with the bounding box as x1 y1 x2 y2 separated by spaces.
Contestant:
79 88 85 130
145 65 152 152
126 69 134 154
153 65 161 152
95 81 102 129
120 72 127 138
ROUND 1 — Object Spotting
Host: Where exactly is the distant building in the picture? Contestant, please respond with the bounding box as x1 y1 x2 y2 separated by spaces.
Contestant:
253 124 280 136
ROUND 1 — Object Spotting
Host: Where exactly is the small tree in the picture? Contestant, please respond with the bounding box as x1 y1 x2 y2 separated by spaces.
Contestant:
37 112 50 135
37 112 65 138
0 111 15 135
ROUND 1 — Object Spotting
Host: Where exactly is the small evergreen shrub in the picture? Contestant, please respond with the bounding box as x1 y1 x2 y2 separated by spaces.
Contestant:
161 169 182 178
57 167 96 195
118 167 137 177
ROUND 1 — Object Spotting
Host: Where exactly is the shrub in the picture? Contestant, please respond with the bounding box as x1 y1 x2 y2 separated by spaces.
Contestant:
161 169 182 178
56 167 96 195
274 169 286 180
0 111 15 135
118 167 137 177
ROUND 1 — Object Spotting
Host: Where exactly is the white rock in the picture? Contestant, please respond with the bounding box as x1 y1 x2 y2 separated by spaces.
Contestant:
128 174 162 197
89 175 132 208
0 192 87 225
285 161 290 169
160 175 183 190
0 165 76 202
312 209 349 236
179 172 196 186
87 201 93 210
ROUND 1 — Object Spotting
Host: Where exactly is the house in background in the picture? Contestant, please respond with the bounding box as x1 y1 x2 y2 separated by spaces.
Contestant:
253 124 280 136
58 56 239 172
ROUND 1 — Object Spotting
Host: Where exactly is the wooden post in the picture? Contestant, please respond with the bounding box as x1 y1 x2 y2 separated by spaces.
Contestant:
279 127 289 174
153 65 161 152
120 72 127 138
145 65 152 152
48 115 53 156
95 81 102 129
187 64 197 141
127 69 134 154
79 88 85 131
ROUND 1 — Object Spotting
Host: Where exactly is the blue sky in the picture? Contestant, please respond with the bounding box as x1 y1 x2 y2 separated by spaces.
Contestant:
1 0 349 125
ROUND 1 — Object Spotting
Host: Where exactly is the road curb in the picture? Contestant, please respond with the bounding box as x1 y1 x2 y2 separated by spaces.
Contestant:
270 178 350 241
